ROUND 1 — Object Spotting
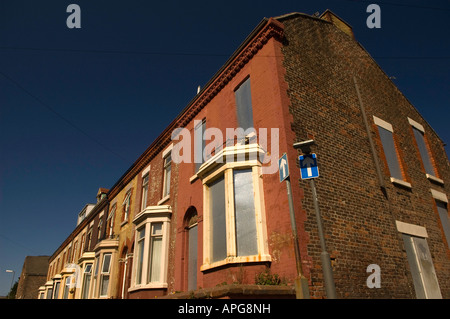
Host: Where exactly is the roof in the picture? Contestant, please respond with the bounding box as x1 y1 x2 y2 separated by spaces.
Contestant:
21 256 50 275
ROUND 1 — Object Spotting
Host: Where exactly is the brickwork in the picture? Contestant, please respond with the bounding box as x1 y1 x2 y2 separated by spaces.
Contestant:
16 256 49 299
280 13 450 298
43 11 449 300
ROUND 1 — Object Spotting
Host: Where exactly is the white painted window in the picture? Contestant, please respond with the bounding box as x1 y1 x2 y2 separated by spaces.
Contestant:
122 191 131 221
53 281 60 299
141 173 149 211
99 253 111 297
135 228 145 285
163 152 172 197
107 205 116 238
63 276 71 299
81 263 92 299
147 222 163 283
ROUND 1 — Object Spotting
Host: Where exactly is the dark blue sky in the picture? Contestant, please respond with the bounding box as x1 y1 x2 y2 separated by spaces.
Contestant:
0 0 449 296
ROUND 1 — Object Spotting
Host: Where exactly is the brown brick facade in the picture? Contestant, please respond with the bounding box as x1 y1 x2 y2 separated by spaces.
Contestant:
280 13 450 298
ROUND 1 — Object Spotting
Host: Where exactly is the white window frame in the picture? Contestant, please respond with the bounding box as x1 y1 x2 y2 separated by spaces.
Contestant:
97 219 103 240
159 144 173 205
135 227 146 286
81 263 93 299
72 240 79 263
107 204 116 238
99 253 112 298
66 244 72 265
45 281 53 299
122 190 132 222
199 144 271 271
53 280 61 299
141 173 149 211
80 232 86 256
129 205 171 291
62 276 71 299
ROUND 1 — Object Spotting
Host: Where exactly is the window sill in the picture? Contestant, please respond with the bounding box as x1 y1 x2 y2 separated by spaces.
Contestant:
390 177 412 189
426 174 444 185
128 283 168 292
200 254 272 272
189 174 199 183
157 195 170 205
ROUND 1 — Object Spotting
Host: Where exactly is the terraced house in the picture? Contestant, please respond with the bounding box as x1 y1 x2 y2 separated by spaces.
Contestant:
41 10 450 299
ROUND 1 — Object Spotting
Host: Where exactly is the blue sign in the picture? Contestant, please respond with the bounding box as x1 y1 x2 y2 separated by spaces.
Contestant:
299 153 319 179
279 153 289 182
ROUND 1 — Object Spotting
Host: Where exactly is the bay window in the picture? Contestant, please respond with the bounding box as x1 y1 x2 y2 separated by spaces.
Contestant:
130 205 171 291
92 239 118 299
199 144 271 271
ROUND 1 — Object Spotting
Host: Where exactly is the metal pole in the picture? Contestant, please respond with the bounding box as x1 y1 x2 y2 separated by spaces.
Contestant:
309 178 337 299
286 177 310 299
6 270 15 293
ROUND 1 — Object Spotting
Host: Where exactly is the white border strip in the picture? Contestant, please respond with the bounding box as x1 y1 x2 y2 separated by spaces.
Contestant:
407 117 425 133
396 220 428 238
431 189 448 203
373 116 393 132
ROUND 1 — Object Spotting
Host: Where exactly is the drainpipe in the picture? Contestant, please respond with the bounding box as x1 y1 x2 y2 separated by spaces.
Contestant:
353 76 386 193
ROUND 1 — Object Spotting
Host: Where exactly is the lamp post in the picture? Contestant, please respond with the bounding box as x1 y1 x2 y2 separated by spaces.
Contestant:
5 270 15 293
293 140 337 299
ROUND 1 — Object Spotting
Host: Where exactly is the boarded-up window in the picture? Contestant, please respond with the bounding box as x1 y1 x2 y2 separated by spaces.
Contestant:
188 224 198 291
436 201 450 246
378 126 403 180
233 169 258 256
195 119 206 172
209 176 227 263
412 127 436 176
402 234 442 299
235 78 254 131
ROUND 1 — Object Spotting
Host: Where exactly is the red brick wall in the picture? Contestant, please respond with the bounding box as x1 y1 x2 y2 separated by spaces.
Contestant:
171 33 305 291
